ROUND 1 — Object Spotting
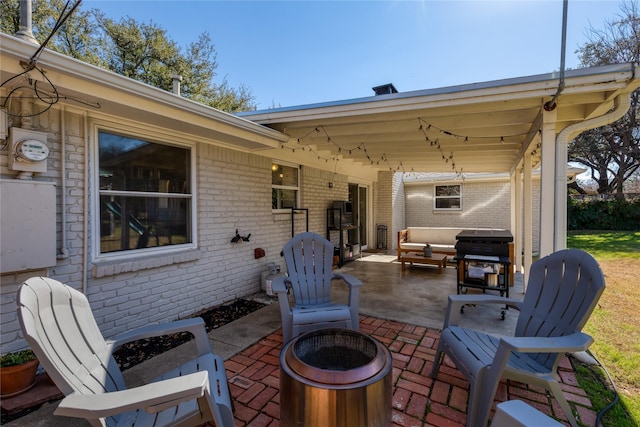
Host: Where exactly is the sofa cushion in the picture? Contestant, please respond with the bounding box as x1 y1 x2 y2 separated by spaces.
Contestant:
406 227 463 246
400 242 455 254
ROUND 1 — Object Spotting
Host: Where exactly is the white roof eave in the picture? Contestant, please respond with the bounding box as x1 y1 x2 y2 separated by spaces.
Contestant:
0 34 289 146
240 63 636 124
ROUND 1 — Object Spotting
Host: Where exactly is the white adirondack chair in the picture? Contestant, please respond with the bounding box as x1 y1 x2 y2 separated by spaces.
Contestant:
272 232 363 343
430 249 605 427
17 277 234 427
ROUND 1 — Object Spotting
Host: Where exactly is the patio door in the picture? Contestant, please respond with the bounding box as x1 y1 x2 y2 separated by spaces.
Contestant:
349 184 369 250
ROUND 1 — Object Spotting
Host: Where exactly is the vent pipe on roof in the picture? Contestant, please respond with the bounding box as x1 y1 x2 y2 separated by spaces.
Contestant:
171 74 183 95
15 0 39 45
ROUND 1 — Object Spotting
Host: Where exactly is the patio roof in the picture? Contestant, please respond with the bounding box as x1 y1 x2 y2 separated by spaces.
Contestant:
240 64 640 176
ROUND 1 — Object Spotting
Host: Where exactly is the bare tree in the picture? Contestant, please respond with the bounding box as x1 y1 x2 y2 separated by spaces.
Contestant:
570 0 640 195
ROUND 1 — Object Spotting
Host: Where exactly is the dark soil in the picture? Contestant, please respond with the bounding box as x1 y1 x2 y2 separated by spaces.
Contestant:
113 298 266 370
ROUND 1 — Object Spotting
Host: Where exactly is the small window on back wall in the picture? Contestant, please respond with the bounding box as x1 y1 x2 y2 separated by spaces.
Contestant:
272 162 299 211
434 184 461 210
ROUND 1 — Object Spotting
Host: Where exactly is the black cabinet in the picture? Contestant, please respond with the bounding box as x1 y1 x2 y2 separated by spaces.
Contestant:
327 208 360 267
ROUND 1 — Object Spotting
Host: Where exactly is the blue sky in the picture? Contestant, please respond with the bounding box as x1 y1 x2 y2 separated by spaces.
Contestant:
86 0 625 110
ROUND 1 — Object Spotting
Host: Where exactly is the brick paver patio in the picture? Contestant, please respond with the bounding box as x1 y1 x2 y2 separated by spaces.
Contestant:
207 315 598 427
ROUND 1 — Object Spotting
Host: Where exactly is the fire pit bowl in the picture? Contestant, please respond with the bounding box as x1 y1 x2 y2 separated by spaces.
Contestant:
280 328 392 427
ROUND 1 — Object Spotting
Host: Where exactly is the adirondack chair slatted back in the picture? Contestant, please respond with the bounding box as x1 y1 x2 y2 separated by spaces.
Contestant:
17 277 126 398
515 249 605 370
282 232 334 306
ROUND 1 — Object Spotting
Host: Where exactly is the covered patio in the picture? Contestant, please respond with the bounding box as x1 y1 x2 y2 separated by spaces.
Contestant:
5 254 600 427
242 63 640 284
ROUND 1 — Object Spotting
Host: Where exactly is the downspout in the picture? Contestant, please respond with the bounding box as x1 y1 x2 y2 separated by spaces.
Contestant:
82 111 89 294
57 106 69 259
554 93 632 250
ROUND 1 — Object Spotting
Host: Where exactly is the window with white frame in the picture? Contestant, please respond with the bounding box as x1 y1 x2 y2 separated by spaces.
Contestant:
434 184 461 210
98 130 192 254
271 162 299 211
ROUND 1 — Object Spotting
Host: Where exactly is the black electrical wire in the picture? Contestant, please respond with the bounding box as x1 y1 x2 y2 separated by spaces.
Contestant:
28 0 83 67
2 1 82 116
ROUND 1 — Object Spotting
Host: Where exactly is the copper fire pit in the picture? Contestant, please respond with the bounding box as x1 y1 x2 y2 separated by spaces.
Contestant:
280 328 392 427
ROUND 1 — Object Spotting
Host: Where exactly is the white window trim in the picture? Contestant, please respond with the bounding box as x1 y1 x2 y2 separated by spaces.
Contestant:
272 160 300 213
91 121 198 262
434 184 462 211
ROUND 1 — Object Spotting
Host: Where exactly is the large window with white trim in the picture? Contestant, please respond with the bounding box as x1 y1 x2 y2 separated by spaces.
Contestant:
98 131 192 254
271 162 299 211
434 184 461 210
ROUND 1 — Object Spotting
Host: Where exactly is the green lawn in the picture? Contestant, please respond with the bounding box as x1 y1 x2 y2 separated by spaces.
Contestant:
567 231 640 426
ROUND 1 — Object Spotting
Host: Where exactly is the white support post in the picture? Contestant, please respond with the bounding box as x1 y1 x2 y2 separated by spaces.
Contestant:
513 169 523 277
523 154 533 291
539 109 557 257
555 131 569 252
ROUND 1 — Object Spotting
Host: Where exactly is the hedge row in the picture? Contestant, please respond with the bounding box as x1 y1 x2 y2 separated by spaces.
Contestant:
568 197 640 230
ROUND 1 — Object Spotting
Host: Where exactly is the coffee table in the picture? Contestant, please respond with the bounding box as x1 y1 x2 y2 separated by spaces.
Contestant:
399 252 448 273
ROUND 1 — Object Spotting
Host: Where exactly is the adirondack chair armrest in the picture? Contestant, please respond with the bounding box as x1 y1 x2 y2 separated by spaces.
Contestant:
107 317 211 357
272 275 295 342
444 294 523 328
332 272 363 288
271 274 290 293
55 371 209 419
498 332 594 354
333 272 361 330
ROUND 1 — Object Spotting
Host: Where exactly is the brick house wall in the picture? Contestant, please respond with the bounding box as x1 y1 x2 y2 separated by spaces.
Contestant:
0 108 353 351
402 179 541 253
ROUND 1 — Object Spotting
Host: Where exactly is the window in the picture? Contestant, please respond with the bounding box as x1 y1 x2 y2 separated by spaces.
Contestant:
434 184 461 210
98 131 192 255
272 162 299 211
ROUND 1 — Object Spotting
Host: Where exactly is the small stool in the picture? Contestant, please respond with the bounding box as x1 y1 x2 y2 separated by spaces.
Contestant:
492 400 563 427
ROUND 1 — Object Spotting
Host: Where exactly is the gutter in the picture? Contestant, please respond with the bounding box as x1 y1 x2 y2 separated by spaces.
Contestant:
0 33 288 144
554 92 633 251
241 64 636 124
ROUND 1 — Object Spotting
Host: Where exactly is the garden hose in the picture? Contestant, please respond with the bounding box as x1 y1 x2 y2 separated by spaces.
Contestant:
586 349 621 425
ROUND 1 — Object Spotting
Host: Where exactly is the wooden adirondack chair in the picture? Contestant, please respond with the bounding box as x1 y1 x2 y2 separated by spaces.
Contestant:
430 249 605 427
17 277 234 427
272 232 363 343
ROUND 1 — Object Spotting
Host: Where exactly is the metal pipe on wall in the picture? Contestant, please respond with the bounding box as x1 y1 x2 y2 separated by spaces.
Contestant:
57 105 69 259
82 110 89 294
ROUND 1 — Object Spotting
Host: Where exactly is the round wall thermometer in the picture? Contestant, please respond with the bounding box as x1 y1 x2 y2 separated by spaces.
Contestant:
15 139 50 162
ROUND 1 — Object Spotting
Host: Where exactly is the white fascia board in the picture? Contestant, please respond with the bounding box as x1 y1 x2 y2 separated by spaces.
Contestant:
0 34 288 145
241 64 637 124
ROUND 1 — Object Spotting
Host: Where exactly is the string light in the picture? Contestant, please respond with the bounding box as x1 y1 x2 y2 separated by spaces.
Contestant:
418 118 529 144
418 119 464 178
281 117 532 180
288 125 410 174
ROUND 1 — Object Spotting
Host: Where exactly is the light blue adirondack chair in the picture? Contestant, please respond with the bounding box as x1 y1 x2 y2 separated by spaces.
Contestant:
272 232 363 343
430 249 605 427
17 277 234 427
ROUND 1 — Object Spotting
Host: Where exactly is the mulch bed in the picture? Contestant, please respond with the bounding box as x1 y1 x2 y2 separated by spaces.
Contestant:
114 299 266 370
